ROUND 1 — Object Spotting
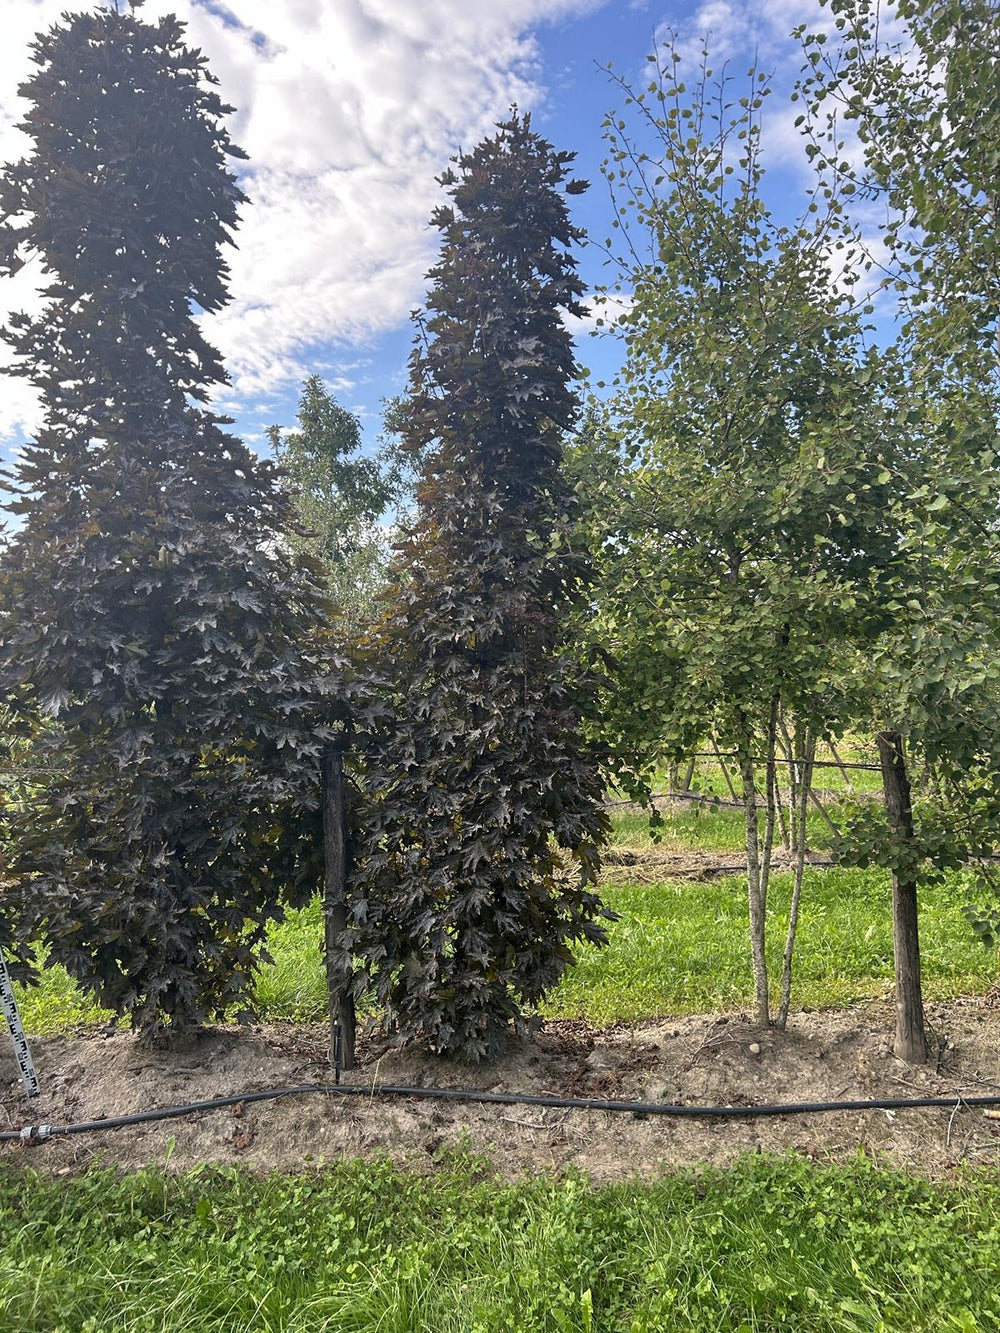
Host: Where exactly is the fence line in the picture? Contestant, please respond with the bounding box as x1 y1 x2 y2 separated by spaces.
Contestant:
687 750 880 772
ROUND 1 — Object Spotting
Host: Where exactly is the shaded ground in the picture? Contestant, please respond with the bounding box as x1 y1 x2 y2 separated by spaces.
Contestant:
4 998 1000 1181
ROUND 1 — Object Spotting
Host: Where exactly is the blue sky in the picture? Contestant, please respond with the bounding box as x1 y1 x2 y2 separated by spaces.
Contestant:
0 0 866 464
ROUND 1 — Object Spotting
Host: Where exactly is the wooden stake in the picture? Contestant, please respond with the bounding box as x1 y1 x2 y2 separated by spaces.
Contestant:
877 730 927 1065
322 745 356 1072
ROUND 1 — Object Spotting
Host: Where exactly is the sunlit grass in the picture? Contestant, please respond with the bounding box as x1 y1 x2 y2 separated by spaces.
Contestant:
4 1156 1000 1331
17 864 998 1034
546 868 999 1024
608 803 835 852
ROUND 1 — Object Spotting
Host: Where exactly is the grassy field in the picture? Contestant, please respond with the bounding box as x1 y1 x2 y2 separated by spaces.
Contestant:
4 1153 1000 1332
14 802 999 1033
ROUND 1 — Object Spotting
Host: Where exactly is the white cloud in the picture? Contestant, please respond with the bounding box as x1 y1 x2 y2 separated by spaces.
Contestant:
0 0 606 446
563 291 634 336
656 0 840 70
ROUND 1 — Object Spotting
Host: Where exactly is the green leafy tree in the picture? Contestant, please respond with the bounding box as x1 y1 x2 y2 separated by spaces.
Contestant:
571 46 901 1027
266 376 396 633
0 7 344 1037
797 0 1000 1059
350 112 612 1062
799 0 1000 378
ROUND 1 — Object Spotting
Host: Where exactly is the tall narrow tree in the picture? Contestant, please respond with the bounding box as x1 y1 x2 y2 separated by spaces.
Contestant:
351 113 611 1062
0 7 343 1036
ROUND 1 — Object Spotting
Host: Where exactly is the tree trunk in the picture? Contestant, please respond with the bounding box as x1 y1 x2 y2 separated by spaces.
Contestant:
759 699 779 944
828 739 855 794
711 734 739 803
877 730 927 1065
322 745 356 1073
736 714 770 1027
777 730 815 1031
776 711 797 852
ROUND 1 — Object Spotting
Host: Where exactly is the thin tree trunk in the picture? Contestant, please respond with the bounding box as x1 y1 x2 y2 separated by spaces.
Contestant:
711 734 739 803
773 772 790 852
770 704 790 852
777 711 797 853
322 745 356 1073
759 697 779 939
777 730 816 1030
828 739 855 794
736 712 770 1027
681 756 696 793
806 786 840 839
877 730 927 1065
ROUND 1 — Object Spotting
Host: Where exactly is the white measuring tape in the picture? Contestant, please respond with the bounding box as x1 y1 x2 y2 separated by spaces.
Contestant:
0 945 39 1098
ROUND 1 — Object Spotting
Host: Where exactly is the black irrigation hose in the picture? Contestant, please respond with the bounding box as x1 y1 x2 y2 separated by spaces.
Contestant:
7 1081 1000 1143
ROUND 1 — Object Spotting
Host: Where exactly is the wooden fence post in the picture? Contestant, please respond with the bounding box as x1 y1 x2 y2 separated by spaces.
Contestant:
322 744 356 1073
877 730 927 1065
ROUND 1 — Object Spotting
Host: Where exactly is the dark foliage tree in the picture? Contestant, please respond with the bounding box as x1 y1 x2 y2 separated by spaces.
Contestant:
350 112 612 1062
0 7 344 1037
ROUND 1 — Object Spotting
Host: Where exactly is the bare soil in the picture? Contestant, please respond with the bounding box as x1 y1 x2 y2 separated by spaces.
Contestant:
4 999 1000 1181
601 845 832 883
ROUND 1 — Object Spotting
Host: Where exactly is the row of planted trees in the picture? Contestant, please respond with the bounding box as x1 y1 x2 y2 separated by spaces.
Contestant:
1 0 999 1066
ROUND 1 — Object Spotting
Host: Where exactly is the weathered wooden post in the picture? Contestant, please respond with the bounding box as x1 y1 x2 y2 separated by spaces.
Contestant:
322 743 356 1074
877 730 927 1064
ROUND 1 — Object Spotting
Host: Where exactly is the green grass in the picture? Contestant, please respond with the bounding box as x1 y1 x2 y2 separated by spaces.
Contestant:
608 804 835 852
9 759 996 1333
13 954 109 1033
3 1154 999 1331
8 771 1000 1332
547 868 999 1024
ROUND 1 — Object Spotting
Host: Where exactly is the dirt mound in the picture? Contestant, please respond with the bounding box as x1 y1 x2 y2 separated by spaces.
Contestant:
4 1000 1000 1181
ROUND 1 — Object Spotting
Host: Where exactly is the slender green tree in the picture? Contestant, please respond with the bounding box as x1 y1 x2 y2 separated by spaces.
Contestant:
795 0 1000 1059
350 113 611 1062
266 376 396 634
571 46 901 1027
0 7 344 1037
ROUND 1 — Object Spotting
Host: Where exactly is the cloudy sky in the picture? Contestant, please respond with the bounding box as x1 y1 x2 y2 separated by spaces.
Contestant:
0 0 861 462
